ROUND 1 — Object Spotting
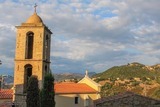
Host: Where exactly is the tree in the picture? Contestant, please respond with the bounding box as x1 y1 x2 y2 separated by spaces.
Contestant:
26 75 40 107
41 73 55 107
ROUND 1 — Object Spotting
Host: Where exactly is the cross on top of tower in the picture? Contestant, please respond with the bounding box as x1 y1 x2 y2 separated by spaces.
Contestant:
34 3 37 13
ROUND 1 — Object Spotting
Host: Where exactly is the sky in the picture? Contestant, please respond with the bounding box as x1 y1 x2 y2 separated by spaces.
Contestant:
0 0 160 75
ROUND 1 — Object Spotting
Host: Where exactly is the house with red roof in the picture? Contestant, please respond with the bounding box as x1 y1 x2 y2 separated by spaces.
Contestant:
0 89 13 107
55 70 101 107
0 71 101 107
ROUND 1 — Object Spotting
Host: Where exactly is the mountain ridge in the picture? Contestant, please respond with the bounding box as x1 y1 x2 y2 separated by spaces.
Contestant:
93 62 160 80
92 62 160 99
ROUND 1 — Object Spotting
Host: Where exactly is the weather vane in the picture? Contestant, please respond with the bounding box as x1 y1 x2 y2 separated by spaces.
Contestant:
34 3 37 13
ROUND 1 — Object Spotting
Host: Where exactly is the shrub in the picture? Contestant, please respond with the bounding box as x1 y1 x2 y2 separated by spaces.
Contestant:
26 76 40 107
41 73 55 107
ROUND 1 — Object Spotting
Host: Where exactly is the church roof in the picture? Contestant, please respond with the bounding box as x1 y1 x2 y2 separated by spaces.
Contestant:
0 83 97 98
78 75 101 87
26 12 43 24
55 83 98 94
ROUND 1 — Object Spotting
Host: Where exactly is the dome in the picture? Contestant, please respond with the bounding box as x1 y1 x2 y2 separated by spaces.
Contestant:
26 12 43 24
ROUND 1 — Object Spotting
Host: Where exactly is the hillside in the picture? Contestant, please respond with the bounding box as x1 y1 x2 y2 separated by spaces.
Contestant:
94 62 160 80
93 62 160 99
54 73 83 82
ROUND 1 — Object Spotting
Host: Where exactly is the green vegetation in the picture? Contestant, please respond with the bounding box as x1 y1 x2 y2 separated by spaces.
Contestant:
41 73 55 107
151 87 160 99
94 62 160 81
93 62 160 99
101 83 126 97
130 80 140 86
27 75 40 107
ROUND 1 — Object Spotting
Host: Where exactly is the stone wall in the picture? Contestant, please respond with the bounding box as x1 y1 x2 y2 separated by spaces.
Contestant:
14 84 26 107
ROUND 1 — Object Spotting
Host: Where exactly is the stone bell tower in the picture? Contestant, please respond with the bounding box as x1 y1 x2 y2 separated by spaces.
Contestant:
13 5 52 106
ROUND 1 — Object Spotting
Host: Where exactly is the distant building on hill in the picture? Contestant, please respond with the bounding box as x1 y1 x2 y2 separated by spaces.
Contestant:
94 91 160 107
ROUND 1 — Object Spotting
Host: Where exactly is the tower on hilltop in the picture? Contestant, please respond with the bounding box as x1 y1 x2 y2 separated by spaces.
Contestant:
13 5 52 106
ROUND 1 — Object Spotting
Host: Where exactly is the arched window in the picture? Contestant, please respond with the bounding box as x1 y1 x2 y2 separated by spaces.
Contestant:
45 35 49 60
26 32 34 59
24 64 32 93
46 35 49 46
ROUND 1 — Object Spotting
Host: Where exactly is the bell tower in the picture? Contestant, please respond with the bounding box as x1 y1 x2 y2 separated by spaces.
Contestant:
13 5 52 106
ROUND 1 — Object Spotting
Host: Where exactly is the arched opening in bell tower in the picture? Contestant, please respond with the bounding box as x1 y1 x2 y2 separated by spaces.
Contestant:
24 64 32 93
45 35 49 60
25 32 34 59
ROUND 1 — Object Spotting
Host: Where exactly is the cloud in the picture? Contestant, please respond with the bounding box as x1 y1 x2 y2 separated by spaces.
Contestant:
0 23 15 71
0 0 160 74
51 56 87 73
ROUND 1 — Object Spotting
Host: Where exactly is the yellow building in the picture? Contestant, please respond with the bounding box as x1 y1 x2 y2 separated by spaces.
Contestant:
13 5 52 106
0 71 101 107
7 5 101 107
55 71 101 107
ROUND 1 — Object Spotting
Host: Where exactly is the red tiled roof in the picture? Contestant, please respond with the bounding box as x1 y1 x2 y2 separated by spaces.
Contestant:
0 83 97 98
55 83 98 94
0 89 13 99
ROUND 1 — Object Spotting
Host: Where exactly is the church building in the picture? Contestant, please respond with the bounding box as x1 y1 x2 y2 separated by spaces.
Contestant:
54 70 101 107
0 5 102 107
13 5 52 106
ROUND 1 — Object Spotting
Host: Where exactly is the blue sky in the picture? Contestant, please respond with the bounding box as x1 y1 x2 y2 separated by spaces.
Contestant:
0 0 160 75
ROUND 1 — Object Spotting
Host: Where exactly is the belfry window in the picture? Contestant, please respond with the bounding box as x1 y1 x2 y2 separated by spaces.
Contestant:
26 32 34 59
24 64 32 93
45 35 49 60
45 35 49 47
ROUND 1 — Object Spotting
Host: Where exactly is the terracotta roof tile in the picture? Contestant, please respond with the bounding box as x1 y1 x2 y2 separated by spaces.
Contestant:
0 89 13 99
0 83 97 98
55 83 98 94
